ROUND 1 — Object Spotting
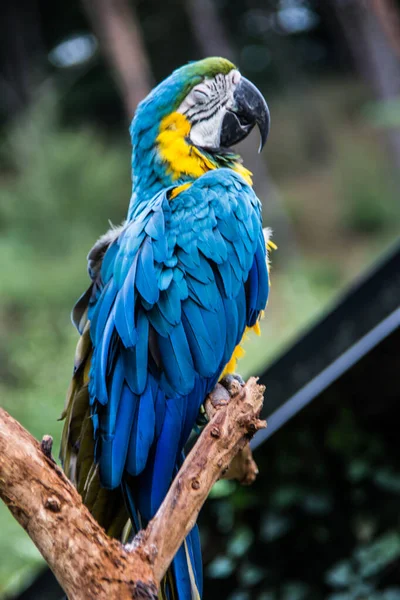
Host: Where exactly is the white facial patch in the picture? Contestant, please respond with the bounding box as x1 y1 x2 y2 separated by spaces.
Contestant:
177 70 241 148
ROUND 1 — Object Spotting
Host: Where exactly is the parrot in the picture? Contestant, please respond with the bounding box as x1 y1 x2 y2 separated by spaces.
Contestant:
60 56 271 600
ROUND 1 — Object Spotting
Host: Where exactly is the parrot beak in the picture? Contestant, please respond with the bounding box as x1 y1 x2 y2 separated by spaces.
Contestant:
220 77 270 153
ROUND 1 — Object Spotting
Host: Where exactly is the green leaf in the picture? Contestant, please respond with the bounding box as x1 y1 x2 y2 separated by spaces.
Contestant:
356 533 400 579
302 492 333 515
347 459 371 482
239 563 267 586
364 98 400 128
260 513 292 542
209 479 236 498
211 500 234 534
374 469 400 494
257 592 275 600
206 556 235 579
228 592 250 600
382 589 400 600
325 560 356 588
271 485 304 509
282 582 310 600
227 527 254 558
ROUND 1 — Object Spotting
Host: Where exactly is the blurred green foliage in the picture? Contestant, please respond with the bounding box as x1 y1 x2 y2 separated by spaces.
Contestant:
365 98 400 129
0 95 130 254
326 533 400 599
335 140 399 234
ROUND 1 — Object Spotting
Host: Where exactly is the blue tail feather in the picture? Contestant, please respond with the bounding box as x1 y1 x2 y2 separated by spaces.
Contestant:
137 394 184 520
99 383 137 489
126 377 156 476
121 387 203 599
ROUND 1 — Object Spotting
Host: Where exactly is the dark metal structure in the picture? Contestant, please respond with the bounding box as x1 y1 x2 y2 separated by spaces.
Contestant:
254 241 400 446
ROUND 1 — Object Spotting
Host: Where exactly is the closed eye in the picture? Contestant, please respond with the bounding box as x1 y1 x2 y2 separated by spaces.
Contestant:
193 87 209 103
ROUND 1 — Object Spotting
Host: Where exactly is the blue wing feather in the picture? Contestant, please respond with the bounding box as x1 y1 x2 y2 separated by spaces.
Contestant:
136 238 159 305
147 304 175 337
159 268 174 291
99 382 137 489
113 256 138 348
101 354 125 437
101 241 119 284
157 281 182 325
94 313 115 405
247 234 270 326
158 322 196 394
126 377 156 476
121 309 149 395
90 279 118 345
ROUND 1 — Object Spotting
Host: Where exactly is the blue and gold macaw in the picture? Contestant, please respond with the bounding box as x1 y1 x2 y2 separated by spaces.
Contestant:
61 57 271 599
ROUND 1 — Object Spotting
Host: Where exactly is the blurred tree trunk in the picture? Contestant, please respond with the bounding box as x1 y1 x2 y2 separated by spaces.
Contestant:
81 0 153 119
370 0 400 61
0 0 44 118
185 0 236 62
330 0 400 173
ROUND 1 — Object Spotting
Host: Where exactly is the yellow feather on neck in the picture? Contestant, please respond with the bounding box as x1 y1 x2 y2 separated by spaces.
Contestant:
157 113 215 179
157 112 252 186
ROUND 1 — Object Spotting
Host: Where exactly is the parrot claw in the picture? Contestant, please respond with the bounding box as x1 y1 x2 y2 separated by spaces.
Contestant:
205 373 246 419
219 373 245 393
41 435 56 464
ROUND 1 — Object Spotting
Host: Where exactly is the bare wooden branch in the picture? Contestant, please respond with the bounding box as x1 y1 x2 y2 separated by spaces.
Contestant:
0 377 265 599
221 444 259 486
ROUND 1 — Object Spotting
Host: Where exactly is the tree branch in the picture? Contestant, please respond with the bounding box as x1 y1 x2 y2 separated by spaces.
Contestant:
0 377 265 599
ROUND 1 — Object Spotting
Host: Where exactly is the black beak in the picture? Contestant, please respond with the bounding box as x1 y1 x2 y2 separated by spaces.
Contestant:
220 77 270 153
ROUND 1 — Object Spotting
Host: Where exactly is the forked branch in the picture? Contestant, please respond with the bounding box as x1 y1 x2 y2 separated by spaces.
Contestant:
0 377 265 599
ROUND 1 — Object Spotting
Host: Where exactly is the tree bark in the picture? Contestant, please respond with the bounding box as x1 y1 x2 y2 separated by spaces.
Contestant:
185 0 236 62
0 378 265 599
371 0 400 62
331 0 400 174
0 0 45 116
81 0 153 119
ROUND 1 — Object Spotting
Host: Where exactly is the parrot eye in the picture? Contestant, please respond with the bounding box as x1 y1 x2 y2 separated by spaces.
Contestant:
193 86 209 103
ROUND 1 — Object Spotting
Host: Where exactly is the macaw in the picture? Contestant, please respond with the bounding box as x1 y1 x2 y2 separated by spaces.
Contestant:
60 57 271 600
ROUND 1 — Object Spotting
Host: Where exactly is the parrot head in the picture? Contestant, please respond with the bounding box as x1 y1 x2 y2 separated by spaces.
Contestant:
129 57 270 204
